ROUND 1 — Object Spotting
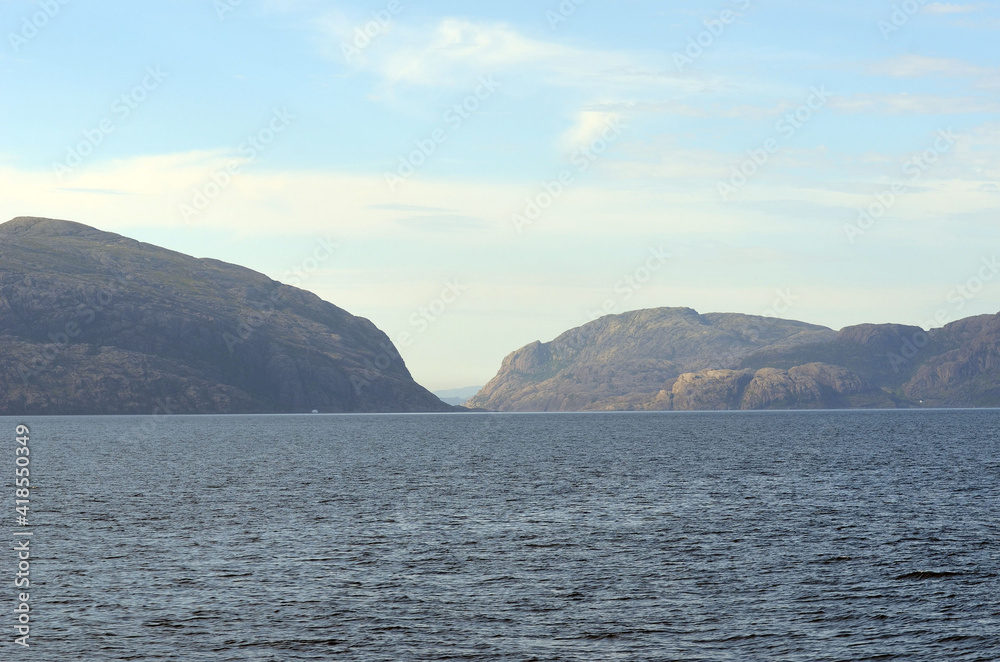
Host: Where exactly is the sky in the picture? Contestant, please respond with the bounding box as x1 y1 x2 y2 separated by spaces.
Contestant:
1 0 999 391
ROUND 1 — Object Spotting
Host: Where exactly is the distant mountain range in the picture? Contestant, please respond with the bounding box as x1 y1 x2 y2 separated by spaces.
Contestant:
468 307 1000 411
433 386 483 406
0 217 452 415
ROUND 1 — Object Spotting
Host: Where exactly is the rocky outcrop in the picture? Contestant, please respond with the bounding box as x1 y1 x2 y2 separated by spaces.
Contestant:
0 217 451 415
738 363 874 409
655 362 885 411
671 369 754 410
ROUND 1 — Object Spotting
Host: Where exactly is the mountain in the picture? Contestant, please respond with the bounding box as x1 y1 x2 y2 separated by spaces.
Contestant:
467 307 1000 411
0 217 452 415
433 386 483 406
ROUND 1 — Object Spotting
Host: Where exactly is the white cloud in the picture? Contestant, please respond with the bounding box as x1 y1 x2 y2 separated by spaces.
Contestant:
867 54 989 78
319 17 578 87
259 0 321 13
317 15 711 97
559 110 623 153
923 2 989 14
586 98 808 122
830 93 1000 115
865 54 1000 90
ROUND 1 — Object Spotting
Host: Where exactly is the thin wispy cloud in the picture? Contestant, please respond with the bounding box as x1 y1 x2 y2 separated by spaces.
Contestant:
368 203 457 213
830 93 1000 115
559 110 623 153
318 17 581 87
923 2 990 14
867 54 990 79
315 15 714 97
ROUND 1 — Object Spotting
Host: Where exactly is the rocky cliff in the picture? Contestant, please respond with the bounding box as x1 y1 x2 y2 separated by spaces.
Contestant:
0 217 451 415
468 307 1000 411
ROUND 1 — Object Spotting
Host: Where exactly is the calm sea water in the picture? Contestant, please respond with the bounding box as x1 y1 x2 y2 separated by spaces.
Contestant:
4 411 999 661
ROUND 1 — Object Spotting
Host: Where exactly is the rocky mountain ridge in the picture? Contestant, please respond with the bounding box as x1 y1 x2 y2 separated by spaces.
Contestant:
0 217 451 415
468 307 1000 411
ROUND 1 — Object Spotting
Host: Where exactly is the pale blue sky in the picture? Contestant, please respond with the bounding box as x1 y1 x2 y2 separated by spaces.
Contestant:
2 0 999 390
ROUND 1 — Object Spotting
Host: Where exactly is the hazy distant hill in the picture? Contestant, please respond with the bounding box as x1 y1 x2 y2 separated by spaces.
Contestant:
468 307 1000 411
434 386 483 406
0 217 451 415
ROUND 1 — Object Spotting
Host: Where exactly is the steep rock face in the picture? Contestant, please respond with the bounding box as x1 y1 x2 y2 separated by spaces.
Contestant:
671 369 754 411
467 308 836 411
0 217 451 415
506 340 551 374
903 314 1000 405
738 363 873 410
740 367 824 410
662 363 880 411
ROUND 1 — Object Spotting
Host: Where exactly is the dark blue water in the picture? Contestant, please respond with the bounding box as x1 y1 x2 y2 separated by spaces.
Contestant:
4 411 999 661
